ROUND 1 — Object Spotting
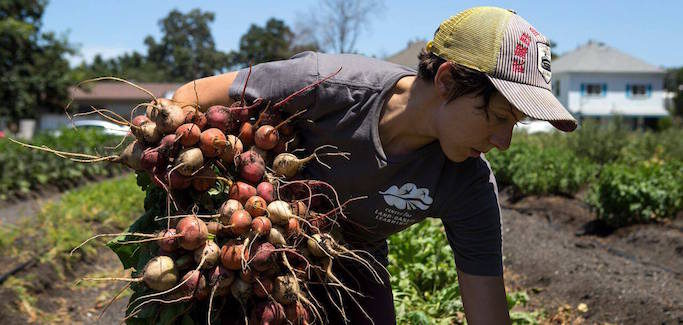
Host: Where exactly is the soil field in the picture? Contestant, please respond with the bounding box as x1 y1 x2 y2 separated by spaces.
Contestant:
0 188 680 324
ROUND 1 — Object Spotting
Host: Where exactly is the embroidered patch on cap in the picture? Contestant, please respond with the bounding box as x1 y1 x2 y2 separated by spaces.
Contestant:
537 42 552 83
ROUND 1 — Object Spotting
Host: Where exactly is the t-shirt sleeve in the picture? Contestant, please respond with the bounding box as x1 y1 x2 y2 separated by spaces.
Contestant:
440 157 503 276
227 51 319 113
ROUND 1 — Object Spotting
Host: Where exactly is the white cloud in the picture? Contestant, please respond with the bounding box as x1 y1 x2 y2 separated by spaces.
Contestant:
67 46 135 67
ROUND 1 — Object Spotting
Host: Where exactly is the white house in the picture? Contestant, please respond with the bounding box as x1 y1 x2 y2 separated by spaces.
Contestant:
552 41 668 129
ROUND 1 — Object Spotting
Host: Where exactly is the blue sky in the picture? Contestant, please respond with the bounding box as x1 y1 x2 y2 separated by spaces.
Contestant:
43 0 683 68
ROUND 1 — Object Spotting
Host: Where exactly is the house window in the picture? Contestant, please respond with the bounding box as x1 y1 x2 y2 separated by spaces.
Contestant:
627 84 651 98
581 83 605 96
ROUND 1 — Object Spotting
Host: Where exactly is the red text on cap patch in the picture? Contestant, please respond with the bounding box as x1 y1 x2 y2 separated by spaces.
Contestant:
512 32 531 73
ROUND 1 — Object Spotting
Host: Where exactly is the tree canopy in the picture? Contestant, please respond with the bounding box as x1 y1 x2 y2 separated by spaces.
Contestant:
0 0 74 121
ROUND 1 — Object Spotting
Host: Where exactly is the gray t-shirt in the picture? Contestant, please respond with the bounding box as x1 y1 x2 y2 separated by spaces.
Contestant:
228 51 503 276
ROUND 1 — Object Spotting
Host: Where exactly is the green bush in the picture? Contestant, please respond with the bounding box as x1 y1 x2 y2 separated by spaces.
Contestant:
487 140 595 196
567 118 630 164
0 128 125 200
587 160 682 227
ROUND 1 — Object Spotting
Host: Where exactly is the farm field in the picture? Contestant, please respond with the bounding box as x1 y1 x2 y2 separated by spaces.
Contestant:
0 175 680 324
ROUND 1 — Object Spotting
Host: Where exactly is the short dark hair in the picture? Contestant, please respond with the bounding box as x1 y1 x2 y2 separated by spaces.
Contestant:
417 48 497 113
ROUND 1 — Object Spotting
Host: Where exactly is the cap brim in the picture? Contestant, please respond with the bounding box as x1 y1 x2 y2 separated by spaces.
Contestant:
487 76 577 132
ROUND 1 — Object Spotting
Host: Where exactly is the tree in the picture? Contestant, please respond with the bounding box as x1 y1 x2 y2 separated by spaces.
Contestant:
664 67 683 118
229 18 318 69
0 0 75 121
144 8 230 82
296 0 384 54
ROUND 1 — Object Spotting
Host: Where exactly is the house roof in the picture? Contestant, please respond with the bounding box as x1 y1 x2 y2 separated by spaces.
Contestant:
69 82 182 101
553 41 665 74
385 40 427 69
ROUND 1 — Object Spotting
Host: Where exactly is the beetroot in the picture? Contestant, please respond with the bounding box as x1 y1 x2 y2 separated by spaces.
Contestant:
176 215 209 251
228 210 252 236
199 128 227 158
251 216 272 236
220 240 248 270
251 242 275 272
254 125 279 150
206 105 238 133
158 228 179 253
251 301 286 325
235 150 265 184
219 199 243 225
175 123 201 147
257 182 275 203
229 181 257 205
238 122 254 147
244 195 267 218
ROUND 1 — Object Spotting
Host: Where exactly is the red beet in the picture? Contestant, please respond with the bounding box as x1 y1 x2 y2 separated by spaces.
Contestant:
235 150 265 184
229 181 257 205
257 182 275 203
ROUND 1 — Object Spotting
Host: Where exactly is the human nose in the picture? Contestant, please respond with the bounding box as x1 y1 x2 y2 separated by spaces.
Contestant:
489 128 513 151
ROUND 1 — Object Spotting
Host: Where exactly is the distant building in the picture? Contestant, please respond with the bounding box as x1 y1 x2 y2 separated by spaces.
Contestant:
385 40 427 69
552 41 668 129
39 82 181 131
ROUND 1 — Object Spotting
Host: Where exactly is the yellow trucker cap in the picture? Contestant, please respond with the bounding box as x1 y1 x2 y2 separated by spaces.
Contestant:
426 6 577 132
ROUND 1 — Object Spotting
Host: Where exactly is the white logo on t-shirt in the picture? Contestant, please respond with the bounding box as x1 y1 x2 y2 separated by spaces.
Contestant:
378 183 433 211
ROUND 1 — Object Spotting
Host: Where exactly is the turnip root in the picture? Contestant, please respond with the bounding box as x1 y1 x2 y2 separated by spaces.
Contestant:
235 150 266 184
268 226 287 247
168 169 192 190
267 200 296 225
273 275 300 305
81 256 178 292
174 148 204 176
153 98 186 134
199 128 227 158
175 123 201 147
272 145 350 179
193 240 220 270
244 195 267 218
131 121 162 143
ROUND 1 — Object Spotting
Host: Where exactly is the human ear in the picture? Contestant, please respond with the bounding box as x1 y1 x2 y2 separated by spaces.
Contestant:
434 62 455 99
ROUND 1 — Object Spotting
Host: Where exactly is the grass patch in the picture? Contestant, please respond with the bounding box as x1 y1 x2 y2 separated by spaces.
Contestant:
0 173 144 264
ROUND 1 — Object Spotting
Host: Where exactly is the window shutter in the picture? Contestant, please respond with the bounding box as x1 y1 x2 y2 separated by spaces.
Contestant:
626 84 630 98
647 84 652 97
581 84 585 96
602 83 607 96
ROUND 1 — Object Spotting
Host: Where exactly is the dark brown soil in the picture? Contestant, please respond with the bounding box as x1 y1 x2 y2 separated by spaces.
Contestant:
500 192 682 324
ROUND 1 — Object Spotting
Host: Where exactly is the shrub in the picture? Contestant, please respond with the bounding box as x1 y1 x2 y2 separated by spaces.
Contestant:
567 118 630 164
587 160 682 227
487 140 595 196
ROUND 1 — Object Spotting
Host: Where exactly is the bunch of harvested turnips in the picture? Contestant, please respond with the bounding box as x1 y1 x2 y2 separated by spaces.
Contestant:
11 71 387 324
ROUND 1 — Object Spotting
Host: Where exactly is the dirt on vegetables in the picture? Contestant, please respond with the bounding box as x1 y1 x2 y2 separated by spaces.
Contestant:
0 188 680 324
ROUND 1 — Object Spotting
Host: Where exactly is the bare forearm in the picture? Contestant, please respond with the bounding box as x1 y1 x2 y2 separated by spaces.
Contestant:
172 72 238 110
457 268 511 325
